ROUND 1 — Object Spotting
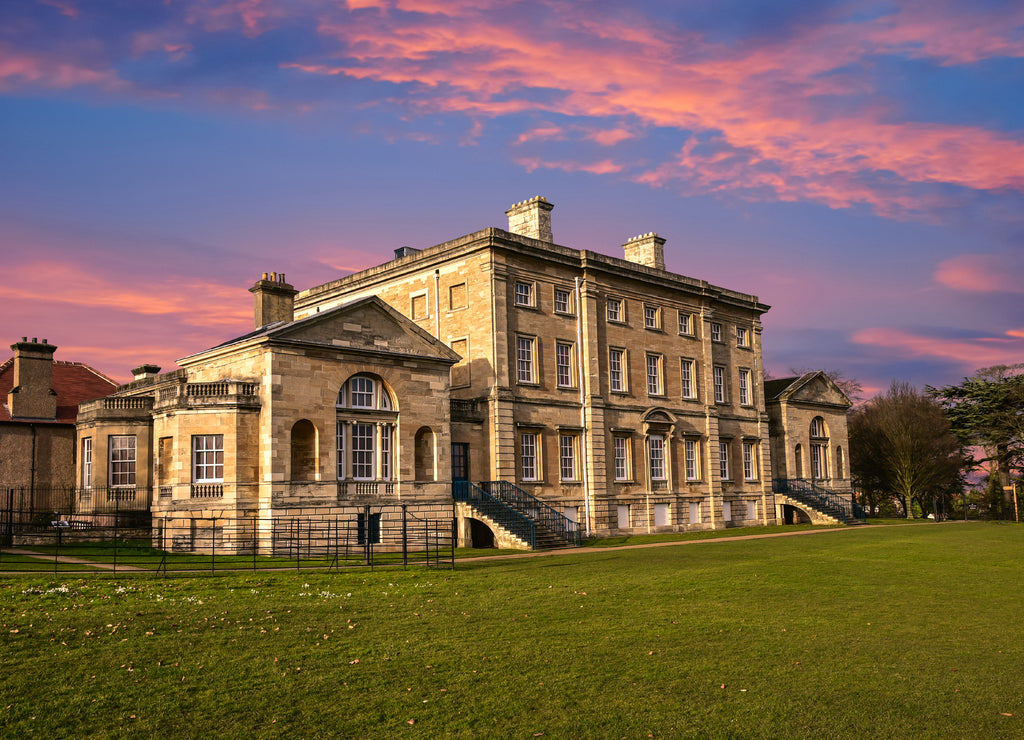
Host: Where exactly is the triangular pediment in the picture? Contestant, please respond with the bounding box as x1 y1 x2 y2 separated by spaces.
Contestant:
182 297 460 366
777 372 852 408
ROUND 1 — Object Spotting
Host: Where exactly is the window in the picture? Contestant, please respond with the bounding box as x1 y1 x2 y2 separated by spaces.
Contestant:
516 336 536 383
81 437 93 488
654 503 669 526
556 341 574 388
684 439 699 481
521 433 538 481
607 297 623 322
713 365 726 403
514 281 534 307
648 434 666 480
681 358 696 399
357 511 381 545
736 326 749 347
336 422 346 480
338 375 392 410
689 501 700 524
351 423 375 479
554 288 573 315
609 348 626 392
109 435 137 487
411 292 429 320
613 436 630 481
449 282 467 310
678 311 692 335
743 442 757 480
723 500 732 521
810 417 827 439
739 368 751 405
811 443 828 479
710 322 723 342
747 501 757 520
646 353 663 396
559 434 578 481
381 426 392 480
643 304 660 330
192 434 224 483
719 441 730 481
617 504 630 528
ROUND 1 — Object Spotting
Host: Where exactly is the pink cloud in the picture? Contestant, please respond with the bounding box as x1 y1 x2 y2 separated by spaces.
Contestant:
515 156 623 175
38 0 79 18
587 128 634 146
853 327 1024 368
934 254 1024 294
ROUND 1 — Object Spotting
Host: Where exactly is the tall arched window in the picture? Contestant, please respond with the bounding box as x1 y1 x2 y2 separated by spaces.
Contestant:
336 374 397 483
810 416 829 480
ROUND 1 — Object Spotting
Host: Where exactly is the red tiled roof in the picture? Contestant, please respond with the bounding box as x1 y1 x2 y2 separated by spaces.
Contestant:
0 358 118 424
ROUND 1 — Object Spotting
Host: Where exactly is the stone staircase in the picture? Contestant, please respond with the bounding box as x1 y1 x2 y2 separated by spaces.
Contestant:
773 479 864 525
453 480 581 550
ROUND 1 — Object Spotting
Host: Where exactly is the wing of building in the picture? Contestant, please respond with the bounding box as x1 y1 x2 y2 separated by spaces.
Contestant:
73 197 857 551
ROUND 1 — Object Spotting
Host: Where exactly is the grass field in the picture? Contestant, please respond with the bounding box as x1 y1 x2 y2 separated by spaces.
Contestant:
2 522 1022 738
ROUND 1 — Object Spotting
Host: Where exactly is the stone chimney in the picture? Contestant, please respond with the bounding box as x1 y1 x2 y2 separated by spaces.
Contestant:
623 232 666 271
7 337 58 420
132 364 162 382
506 196 554 242
249 272 298 329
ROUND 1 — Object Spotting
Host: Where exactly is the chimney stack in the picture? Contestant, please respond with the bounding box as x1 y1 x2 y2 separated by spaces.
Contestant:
132 364 162 382
623 232 666 271
506 196 554 242
249 272 298 329
7 337 58 420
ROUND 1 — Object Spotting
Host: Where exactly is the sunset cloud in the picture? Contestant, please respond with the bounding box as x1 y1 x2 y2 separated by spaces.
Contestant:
853 327 1024 369
934 254 1024 294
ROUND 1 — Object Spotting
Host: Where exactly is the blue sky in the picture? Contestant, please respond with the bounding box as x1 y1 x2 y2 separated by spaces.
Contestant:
1 0 1023 393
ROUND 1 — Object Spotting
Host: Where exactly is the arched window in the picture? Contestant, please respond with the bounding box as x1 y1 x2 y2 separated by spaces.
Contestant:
336 374 397 484
415 427 436 481
291 419 318 481
809 417 829 479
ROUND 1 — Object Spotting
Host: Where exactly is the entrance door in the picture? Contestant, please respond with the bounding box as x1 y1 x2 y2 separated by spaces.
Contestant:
451 443 469 481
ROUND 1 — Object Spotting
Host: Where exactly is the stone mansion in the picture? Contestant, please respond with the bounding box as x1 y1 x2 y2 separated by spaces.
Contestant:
75 197 853 549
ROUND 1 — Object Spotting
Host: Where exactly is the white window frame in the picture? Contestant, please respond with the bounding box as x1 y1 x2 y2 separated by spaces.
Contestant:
521 432 539 481
743 442 757 481
556 341 574 388
710 322 723 342
336 421 346 480
514 281 535 307
554 287 574 315
559 434 578 481
643 304 660 330
609 348 626 393
719 441 730 481
81 437 93 489
811 443 827 479
607 297 623 323
192 434 225 483
351 423 376 480
713 365 726 404
684 438 699 481
736 326 749 347
678 311 692 335
516 336 536 384
648 434 666 481
109 435 137 488
646 353 663 396
613 436 630 481
681 358 696 399
739 368 751 406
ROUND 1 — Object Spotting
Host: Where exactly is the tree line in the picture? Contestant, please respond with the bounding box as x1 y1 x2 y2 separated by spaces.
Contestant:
847 364 1024 519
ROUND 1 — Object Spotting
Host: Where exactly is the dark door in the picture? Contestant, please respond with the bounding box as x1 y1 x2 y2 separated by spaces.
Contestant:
451 443 469 481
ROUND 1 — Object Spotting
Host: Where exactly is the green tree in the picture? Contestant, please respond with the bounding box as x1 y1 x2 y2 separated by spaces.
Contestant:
850 381 965 518
928 364 1024 517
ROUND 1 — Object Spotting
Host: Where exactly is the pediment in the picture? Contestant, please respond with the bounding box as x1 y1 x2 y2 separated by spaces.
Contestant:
785 373 851 408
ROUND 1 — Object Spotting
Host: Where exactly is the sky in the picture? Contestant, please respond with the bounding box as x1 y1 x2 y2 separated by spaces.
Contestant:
1 0 1023 396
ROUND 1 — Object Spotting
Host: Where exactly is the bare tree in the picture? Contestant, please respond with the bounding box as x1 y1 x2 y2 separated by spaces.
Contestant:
849 380 965 518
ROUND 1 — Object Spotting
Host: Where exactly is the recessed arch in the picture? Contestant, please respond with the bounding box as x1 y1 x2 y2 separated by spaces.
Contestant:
415 426 436 481
290 419 318 481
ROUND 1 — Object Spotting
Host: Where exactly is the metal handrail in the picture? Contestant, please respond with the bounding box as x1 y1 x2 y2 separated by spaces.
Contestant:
481 480 582 547
453 481 536 549
773 478 852 522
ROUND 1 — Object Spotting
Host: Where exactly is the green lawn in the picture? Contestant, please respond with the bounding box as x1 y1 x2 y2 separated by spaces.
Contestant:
2 522 1022 738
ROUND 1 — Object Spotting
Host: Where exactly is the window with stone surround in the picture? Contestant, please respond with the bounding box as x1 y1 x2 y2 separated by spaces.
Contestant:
521 432 539 481
681 358 696 399
559 434 579 481
684 438 700 481
648 434 667 481
609 348 626 392
613 435 630 481
514 281 535 307
719 441 730 481
739 368 752 406
556 341 575 388
743 442 757 480
646 353 664 396
643 303 661 330
449 282 467 310
516 336 536 384
336 374 397 483
736 326 750 347
678 311 693 335
109 435 136 487
554 287 574 315
607 297 624 323
81 437 93 489
710 322 723 342
410 291 429 320
192 434 224 483
713 365 726 403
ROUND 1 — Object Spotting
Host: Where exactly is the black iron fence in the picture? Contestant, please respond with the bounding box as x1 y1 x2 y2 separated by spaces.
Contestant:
0 500 454 575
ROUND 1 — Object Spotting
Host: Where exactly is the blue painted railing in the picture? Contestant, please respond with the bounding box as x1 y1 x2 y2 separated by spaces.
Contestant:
453 480 536 549
481 481 582 547
773 479 860 522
